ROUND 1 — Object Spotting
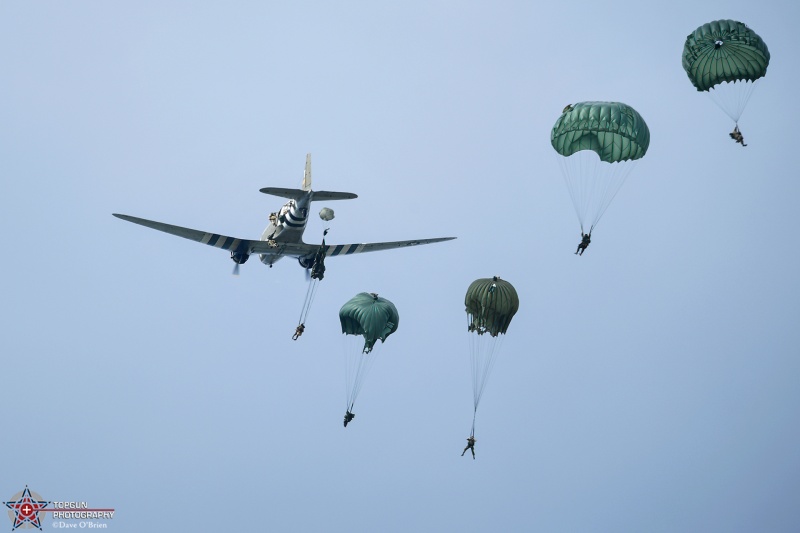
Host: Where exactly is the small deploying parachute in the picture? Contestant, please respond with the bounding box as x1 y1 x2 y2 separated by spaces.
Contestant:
464 276 518 455
682 20 770 144
319 207 335 221
339 292 399 427
552 101 650 235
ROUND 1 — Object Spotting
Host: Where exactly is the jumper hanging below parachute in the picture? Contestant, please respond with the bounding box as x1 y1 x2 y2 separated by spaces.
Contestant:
682 19 769 145
463 276 518 457
552 101 650 244
339 292 399 427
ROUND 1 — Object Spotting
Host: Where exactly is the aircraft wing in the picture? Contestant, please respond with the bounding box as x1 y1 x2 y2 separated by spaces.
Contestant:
249 238 457 257
325 237 456 256
114 213 455 259
113 214 254 254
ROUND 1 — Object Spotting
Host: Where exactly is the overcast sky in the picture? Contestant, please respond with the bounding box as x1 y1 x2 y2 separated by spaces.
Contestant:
2 1 799 531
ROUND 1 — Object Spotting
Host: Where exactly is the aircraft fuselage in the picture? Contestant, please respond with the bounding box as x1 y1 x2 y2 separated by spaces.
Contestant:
259 194 312 266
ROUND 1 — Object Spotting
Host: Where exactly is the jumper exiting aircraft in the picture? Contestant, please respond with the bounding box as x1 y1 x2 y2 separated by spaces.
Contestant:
113 154 456 275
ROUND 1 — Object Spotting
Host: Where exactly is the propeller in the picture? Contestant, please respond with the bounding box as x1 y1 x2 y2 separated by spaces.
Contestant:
230 251 248 276
305 267 311 281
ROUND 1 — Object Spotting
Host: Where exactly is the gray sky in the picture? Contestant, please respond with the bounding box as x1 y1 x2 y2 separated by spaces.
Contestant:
2 1 799 531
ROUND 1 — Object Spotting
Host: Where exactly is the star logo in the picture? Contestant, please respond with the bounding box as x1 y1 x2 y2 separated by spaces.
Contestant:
4 486 50 530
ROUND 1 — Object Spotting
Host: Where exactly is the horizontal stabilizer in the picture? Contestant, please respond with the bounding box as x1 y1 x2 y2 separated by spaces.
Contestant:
259 187 357 201
259 187 306 200
311 191 358 201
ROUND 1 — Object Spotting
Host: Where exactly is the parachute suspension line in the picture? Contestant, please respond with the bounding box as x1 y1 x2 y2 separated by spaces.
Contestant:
557 151 594 230
344 335 358 409
297 231 330 327
346 349 378 410
467 313 506 412
557 151 637 231
298 278 321 325
343 335 380 411
588 160 638 230
708 79 760 124
471 334 504 411
560 151 605 230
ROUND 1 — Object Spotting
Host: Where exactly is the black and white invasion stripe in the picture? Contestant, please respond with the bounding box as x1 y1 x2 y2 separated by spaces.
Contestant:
283 205 308 229
200 233 246 252
327 243 366 256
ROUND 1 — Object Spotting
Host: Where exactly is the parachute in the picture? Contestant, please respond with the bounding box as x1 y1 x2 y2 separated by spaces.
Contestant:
339 292 399 426
552 101 650 232
465 276 518 437
682 20 770 124
319 207 335 221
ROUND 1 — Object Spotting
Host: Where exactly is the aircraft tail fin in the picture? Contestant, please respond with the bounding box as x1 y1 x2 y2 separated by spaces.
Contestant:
259 153 358 200
301 153 312 192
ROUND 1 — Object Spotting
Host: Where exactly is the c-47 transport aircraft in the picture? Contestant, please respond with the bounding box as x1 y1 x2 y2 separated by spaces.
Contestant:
114 154 455 274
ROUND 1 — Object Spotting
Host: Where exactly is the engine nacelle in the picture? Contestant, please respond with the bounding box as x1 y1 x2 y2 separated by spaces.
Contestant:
231 251 250 265
298 256 315 269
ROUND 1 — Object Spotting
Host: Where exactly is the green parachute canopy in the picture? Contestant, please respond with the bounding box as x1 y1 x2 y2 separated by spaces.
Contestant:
682 20 770 92
465 277 519 337
551 102 650 231
551 102 650 163
339 292 399 354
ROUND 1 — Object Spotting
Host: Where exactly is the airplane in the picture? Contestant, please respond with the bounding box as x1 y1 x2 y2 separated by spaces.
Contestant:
113 154 456 274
